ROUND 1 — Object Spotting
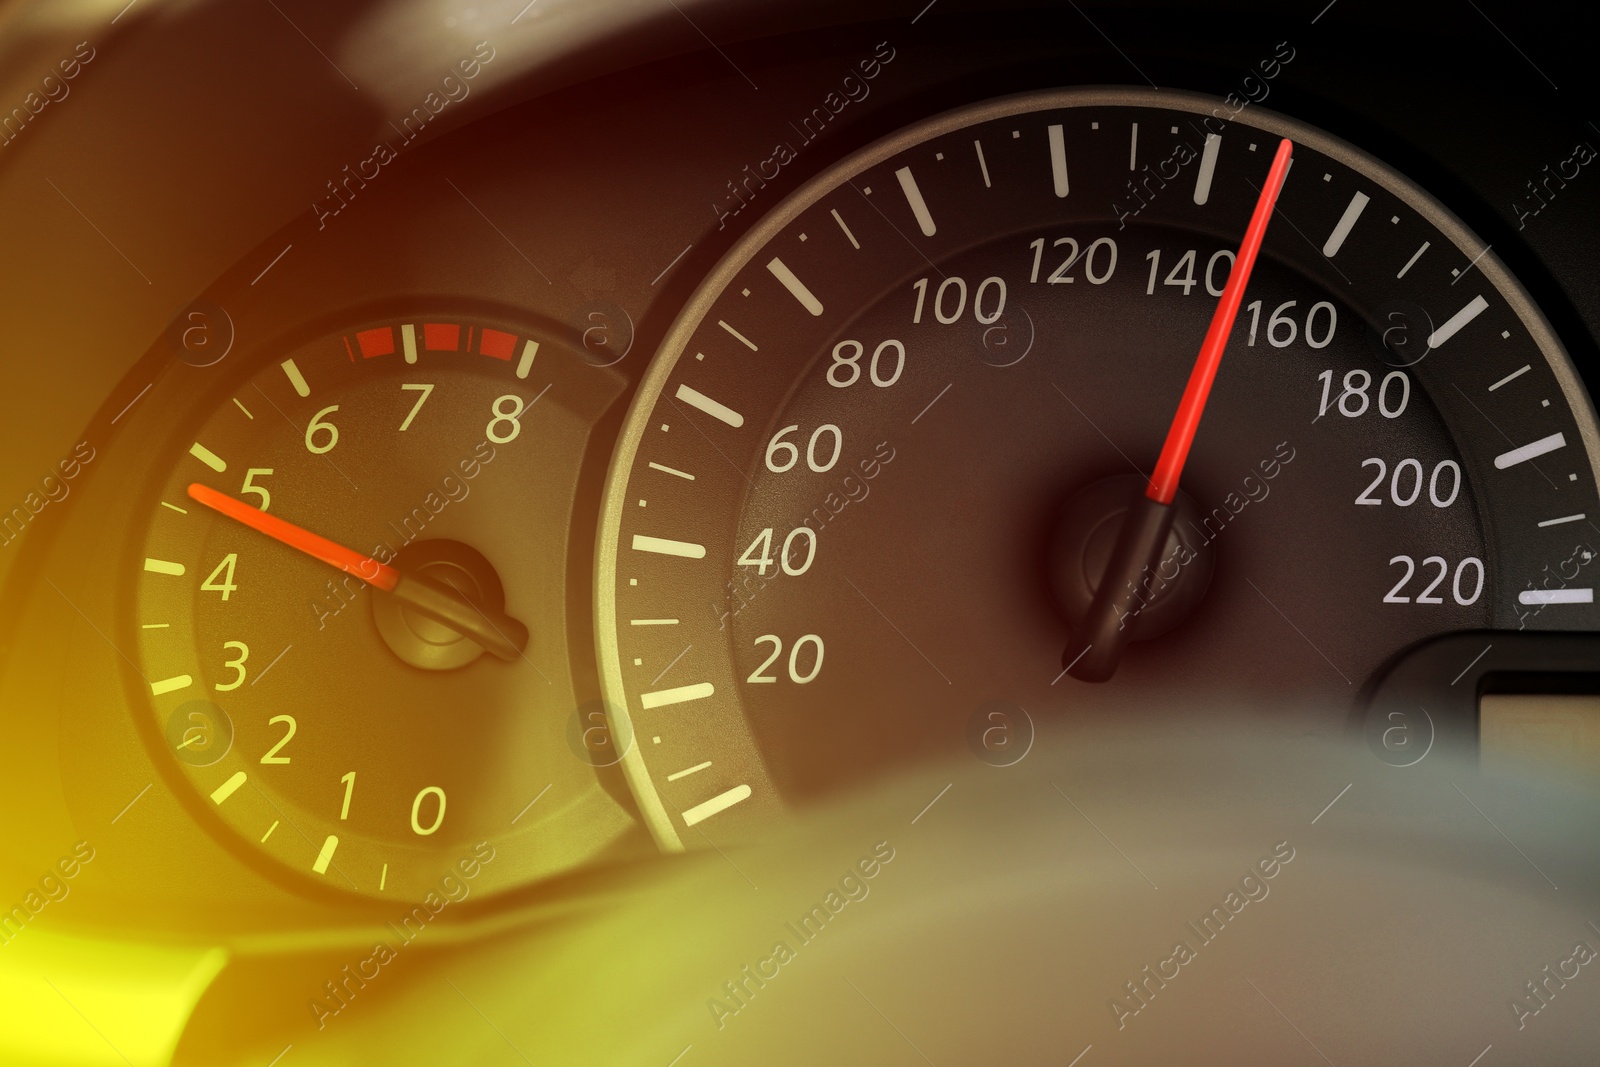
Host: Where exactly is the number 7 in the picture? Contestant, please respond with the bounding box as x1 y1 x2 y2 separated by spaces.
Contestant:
398 383 434 431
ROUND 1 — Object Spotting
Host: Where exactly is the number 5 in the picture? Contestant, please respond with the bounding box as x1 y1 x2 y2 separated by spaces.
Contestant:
240 468 273 511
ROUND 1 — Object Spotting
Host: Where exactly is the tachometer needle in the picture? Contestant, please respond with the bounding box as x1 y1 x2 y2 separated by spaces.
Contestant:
1065 137 1293 683
187 482 529 662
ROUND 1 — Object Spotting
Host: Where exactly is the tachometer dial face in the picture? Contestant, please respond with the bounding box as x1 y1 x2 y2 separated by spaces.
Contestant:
132 312 633 899
597 89 1600 850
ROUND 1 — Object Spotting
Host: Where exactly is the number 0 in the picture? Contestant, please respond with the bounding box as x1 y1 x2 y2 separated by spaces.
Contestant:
411 786 447 835
788 635 824 684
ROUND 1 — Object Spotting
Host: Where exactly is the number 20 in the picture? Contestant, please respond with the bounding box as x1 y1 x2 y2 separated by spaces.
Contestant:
747 634 824 684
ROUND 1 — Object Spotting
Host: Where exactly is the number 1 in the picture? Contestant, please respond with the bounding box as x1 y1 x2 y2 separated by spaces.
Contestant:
339 771 356 820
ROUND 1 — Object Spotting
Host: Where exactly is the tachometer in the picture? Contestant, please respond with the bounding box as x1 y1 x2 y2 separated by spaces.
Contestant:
130 311 633 898
596 89 1600 850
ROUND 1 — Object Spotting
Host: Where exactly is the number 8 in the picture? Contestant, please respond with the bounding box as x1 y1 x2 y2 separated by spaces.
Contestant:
1338 369 1371 417
486 395 525 444
828 340 863 387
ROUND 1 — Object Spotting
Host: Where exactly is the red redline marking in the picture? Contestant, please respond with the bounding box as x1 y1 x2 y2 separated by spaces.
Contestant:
479 328 515 360
1146 138 1293 504
356 326 395 358
342 336 356 362
423 323 460 351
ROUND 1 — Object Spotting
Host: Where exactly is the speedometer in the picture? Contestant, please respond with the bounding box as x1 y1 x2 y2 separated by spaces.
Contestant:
596 88 1600 850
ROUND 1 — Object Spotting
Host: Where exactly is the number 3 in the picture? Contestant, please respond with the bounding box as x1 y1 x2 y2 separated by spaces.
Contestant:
215 641 249 691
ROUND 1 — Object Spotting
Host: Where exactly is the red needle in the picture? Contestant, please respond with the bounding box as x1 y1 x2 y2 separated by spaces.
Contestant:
1063 138 1293 683
188 482 400 590
1146 137 1294 504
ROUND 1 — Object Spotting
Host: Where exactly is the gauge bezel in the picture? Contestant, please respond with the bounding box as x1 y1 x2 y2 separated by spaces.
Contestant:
593 85 1600 852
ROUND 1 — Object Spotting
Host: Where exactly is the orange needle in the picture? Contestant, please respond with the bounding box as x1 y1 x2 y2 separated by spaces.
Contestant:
188 482 400 590
186 482 528 661
1146 137 1295 503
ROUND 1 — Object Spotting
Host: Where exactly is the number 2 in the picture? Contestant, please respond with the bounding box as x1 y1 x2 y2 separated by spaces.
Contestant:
1383 556 1415 602
260 715 296 764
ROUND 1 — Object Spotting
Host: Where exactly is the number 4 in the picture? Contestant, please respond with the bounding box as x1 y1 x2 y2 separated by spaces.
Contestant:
1144 249 1197 295
738 529 775 575
202 553 238 600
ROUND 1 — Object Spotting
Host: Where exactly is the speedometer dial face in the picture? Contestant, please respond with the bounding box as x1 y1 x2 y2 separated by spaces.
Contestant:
597 89 1600 850
131 311 633 899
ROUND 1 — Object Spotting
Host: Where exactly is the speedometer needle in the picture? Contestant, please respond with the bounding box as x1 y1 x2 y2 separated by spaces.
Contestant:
1064 137 1293 682
187 482 529 662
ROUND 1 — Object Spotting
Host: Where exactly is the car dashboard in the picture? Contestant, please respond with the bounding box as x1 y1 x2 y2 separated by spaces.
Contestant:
0 1 1598 1063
